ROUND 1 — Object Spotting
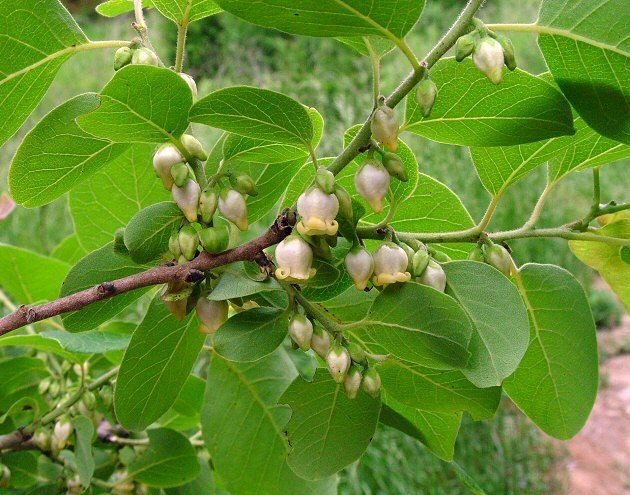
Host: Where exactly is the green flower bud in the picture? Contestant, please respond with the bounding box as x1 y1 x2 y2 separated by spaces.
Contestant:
494 34 517 71
53 417 72 452
219 189 248 231
371 100 399 152
178 225 199 261
49 381 60 397
430 249 451 263
181 133 207 161
468 246 485 262
417 259 447 292
114 46 133 71
399 243 415 272
334 186 354 221
168 230 181 258
288 313 313 351
307 233 333 260
199 189 218 224
483 243 512 276
455 33 476 62
172 178 201 222
38 378 51 395
416 77 438 118
362 368 381 398
348 342 367 364
199 225 229 253
33 430 51 451
131 47 158 66
311 326 331 358
67 475 82 495
412 249 430 277
229 172 258 197
315 167 336 194
153 143 184 190
326 344 351 383
99 386 113 409
382 152 408 182
171 162 191 188
82 391 97 410
0 464 10 488
344 365 362 399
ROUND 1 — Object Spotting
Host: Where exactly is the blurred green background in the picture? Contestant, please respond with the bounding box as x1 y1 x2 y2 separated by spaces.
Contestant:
1 1 627 493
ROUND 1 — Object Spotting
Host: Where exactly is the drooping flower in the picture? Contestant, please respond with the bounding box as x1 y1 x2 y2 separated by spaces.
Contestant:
172 179 201 222
362 368 382 398
473 37 505 84
288 313 313 351
274 235 316 282
417 259 447 292
218 189 248 231
355 159 390 213
153 144 185 190
344 365 363 399
326 344 351 383
311 326 331 358
296 187 340 236
345 245 374 290
372 242 412 287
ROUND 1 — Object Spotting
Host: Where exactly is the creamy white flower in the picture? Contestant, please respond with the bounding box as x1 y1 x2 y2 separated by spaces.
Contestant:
344 366 362 399
484 243 512 276
417 259 447 292
274 235 316 282
288 314 313 351
196 298 229 334
179 73 198 100
219 189 248 231
371 105 399 152
153 144 184 190
355 160 390 213
172 179 201 222
53 420 72 446
296 188 339 236
311 327 331 358
473 37 505 84
326 345 351 383
345 246 374 290
372 243 411 287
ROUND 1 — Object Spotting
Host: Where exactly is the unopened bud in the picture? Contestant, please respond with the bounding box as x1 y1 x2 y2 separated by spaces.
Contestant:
362 368 381 398
355 159 390 213
153 144 184 190
171 162 191 188
181 133 207 161
334 186 354 221
483 243 512 276
455 33 476 62
229 172 258 197
468 246 485 262
199 189 218 224
311 326 331 358
114 227 129 256
53 418 72 450
326 344 351 383
412 249 430 277
178 225 199 261
382 152 408 182
345 245 374 291
219 189 248 231
473 37 505 84
199 225 230 254
315 167 336 194
131 47 158 66
416 78 438 118
82 391 97 410
417 259 447 292
168 230 181 258
430 249 451 263
399 243 415 273
179 73 198 100
344 366 362 399
288 314 313 351
162 283 192 321
494 34 517 71
33 430 51 451
0 464 8 489
196 298 229 334
347 342 367 364
114 46 133 71
67 475 82 495
371 100 399 152
38 378 51 395
172 178 201 222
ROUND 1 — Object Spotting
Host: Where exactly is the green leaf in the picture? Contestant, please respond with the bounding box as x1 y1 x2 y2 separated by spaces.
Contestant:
0 396 40 425
115 296 205 431
214 0 424 38
0 0 88 147
503 264 598 439
164 458 215 495
208 262 282 301
214 307 287 362
0 452 38 488
569 215 630 311
70 144 170 252
337 36 396 58
280 369 381 480
379 397 461 461
452 461 489 495
9 94 128 208
72 416 95 487
52 235 88 265
152 0 221 23
201 350 337 495
60 243 151 332
443 261 530 388
379 359 501 420
345 282 472 369
41 329 131 354
404 59 575 146
0 358 50 412
127 429 200 487
124 201 184 264
159 375 205 430
0 244 70 304
537 0 630 144
78 65 193 143
0 335 79 362
323 285 377 323
190 86 313 146
96 0 154 17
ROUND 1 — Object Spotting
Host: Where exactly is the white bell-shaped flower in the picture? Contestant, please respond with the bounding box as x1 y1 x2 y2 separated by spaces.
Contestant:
274 235 316 282
345 246 374 290
153 144 184 190
311 326 331 358
326 344 351 383
296 187 340 236
53 419 72 446
196 298 229 334
417 259 447 292
179 73 198 100
344 366 362 399
219 189 248 231
355 159 390 213
473 37 505 84
288 313 313 351
372 242 412 287
172 178 201 222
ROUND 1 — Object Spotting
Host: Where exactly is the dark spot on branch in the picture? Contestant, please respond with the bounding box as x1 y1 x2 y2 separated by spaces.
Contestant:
185 269 205 283
97 282 116 295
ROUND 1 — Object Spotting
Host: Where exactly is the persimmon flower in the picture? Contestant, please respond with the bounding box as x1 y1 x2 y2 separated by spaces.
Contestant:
296 187 340 236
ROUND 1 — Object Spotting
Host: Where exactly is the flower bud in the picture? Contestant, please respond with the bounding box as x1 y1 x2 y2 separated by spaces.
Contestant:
334 186 353 221
296 187 340 236
455 33 476 62
483 243 512 276
173 179 201 222
416 78 438 118
372 242 411 287
181 133 207 161
114 46 133 71
171 162 191 188
179 73 198 100
38 378 51 395
162 282 193 320
67 476 83 495
430 249 451 263
82 390 97 410
274 235 316 282
219 189 248 231
344 365 362 399
73 361 89 377
228 171 258 197
347 342 367 364
196 298 229 334
362 368 382 398
412 249 430 277
53 418 72 451
199 189 218 224
131 47 158 66
199 225 229 253
495 34 517 71
100 386 114 409
473 37 505 84
33 430 51 451
0 464 10 489
168 230 181 258
311 326 331 358
326 344 351 383
315 167 336 194
153 144 184 190
355 159 390 213
288 313 313 351
468 246 485 262
382 152 408 182
399 243 415 272
417 259 446 292
371 102 399 152
178 224 199 261
345 245 374 290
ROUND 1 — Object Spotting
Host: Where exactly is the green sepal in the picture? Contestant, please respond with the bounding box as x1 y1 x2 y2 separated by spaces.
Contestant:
178 224 199 261
467 246 485 262
229 171 258 196
455 33 476 62
199 225 230 253
171 162 191 188
199 189 219 224
114 46 133 71
411 249 430 276
382 152 408 181
315 167 336 194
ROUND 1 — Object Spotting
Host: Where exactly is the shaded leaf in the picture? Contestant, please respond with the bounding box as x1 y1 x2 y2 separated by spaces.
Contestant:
73 416 95 487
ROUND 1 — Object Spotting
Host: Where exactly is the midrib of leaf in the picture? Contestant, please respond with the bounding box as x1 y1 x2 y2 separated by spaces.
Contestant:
128 452 192 479
510 269 569 437
347 319 467 349
535 24 628 57
318 384 341 460
331 0 402 46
